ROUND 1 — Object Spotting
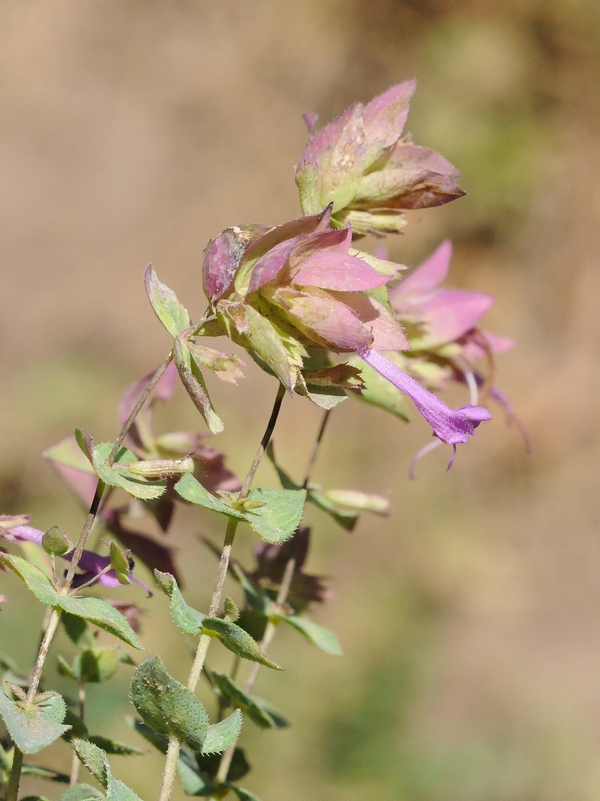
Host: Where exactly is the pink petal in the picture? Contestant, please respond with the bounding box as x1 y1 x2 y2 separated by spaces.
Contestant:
248 238 297 294
419 289 495 346
269 287 373 352
363 80 416 154
389 241 452 300
292 252 389 292
333 292 409 351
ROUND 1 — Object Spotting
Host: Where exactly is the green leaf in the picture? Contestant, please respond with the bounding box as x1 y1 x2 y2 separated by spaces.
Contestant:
87 737 144 757
0 553 58 606
154 571 205 635
209 672 288 730
72 648 121 684
61 613 96 648
20 796 52 801
229 564 269 614
127 719 167 754
70 740 143 801
60 784 105 801
70 739 109 787
201 709 242 755
224 784 262 801
307 488 359 532
74 428 95 464
130 655 209 751
279 615 342 655
20 764 70 782
173 337 224 435
0 690 69 754
144 265 191 338
57 596 142 650
57 655 77 681
92 443 167 501
196 748 250 782
201 618 283 670
223 596 240 623
241 488 306 544
175 473 246 521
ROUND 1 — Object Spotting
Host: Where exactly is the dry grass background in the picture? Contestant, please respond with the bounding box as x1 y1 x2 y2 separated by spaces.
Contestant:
1 1 600 799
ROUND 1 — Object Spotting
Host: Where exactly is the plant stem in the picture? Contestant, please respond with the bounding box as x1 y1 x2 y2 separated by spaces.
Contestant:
26 608 61 703
69 682 86 786
6 355 174 801
108 352 173 465
215 409 332 786
6 748 23 801
156 383 286 801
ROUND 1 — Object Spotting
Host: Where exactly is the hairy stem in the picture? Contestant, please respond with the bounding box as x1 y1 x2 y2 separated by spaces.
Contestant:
108 352 173 465
6 355 174 801
6 748 23 801
215 409 332 786
157 383 286 801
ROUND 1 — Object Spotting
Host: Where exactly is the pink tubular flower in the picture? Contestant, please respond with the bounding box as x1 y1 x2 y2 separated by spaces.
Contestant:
358 347 491 469
0 515 150 594
295 81 465 236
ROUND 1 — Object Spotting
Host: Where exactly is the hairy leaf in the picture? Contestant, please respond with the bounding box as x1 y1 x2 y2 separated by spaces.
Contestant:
241 488 306 544
57 596 142 650
130 656 209 751
59 785 105 801
0 690 69 754
154 571 204 635
173 337 224 434
144 265 191 338
201 709 242 755
70 740 143 801
0 553 58 606
210 672 288 729
174 473 246 521
201 618 283 670
92 443 167 501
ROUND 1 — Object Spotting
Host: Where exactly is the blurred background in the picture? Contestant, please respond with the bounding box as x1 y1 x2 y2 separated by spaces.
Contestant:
1 1 600 799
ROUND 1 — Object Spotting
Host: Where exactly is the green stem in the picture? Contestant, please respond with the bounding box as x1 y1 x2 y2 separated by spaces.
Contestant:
107 352 173 465
215 409 332 787
5 354 174 801
6 748 23 801
69 681 86 786
156 383 286 801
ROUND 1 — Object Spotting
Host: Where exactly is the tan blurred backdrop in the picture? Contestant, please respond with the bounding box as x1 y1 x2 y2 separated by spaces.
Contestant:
1 2 600 800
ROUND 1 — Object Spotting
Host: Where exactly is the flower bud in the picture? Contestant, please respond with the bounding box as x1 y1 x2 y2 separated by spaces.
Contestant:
119 457 195 480
42 526 73 556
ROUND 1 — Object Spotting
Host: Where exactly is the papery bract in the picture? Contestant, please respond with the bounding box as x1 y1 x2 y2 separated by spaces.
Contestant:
296 81 465 235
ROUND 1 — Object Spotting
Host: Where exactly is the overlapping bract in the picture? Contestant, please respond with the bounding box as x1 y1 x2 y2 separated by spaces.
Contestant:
295 80 465 236
199 82 503 466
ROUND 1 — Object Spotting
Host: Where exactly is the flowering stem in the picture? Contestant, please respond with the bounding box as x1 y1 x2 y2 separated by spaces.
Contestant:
157 382 287 801
6 354 175 801
215 408 332 786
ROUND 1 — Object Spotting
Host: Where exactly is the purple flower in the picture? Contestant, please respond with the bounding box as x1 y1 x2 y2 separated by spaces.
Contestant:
358 347 491 469
0 515 151 595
